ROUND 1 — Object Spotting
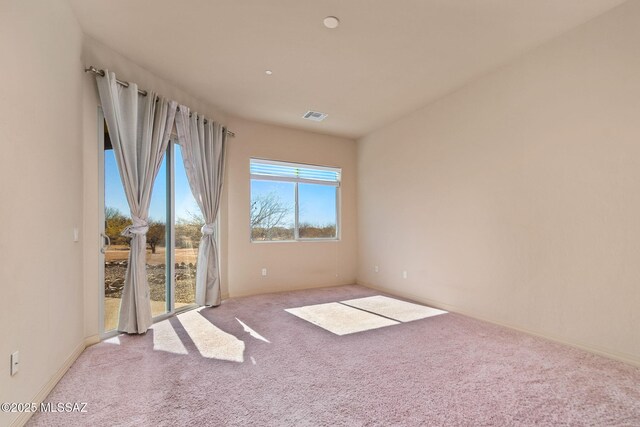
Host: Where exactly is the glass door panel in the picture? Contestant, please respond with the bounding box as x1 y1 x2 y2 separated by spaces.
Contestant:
103 125 131 332
174 144 201 309
147 155 169 318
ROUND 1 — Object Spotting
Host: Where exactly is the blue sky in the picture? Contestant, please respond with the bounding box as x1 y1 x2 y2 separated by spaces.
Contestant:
105 145 199 222
299 183 336 226
106 147 337 227
250 180 337 227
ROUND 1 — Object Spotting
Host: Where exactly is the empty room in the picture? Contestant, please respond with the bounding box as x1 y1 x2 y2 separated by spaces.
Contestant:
2 0 640 425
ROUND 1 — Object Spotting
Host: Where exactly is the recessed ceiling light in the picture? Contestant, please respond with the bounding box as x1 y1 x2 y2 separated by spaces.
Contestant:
265 70 273 75
323 16 340 29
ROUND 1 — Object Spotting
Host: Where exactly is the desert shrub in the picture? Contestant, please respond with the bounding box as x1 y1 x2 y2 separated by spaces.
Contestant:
298 223 336 239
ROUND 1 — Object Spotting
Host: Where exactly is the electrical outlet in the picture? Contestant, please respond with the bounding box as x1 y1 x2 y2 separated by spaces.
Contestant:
402 270 408 279
73 227 79 242
11 351 19 376
374 265 379 273
261 268 267 277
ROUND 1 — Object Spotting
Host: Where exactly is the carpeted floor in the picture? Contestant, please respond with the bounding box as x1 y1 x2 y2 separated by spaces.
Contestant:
28 285 640 426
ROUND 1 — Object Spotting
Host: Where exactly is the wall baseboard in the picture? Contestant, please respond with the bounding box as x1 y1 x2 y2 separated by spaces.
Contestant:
84 334 101 348
11 336 97 427
228 281 353 300
357 280 640 368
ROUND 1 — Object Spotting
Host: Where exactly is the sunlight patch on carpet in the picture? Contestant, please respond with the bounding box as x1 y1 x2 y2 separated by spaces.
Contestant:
152 319 188 355
341 295 447 322
103 336 121 345
285 302 399 335
177 309 245 362
236 318 271 343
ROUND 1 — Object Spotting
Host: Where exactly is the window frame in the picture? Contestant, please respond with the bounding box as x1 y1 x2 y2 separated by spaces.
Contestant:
249 158 341 243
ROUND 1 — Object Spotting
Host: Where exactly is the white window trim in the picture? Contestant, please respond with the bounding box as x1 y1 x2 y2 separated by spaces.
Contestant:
249 174 340 187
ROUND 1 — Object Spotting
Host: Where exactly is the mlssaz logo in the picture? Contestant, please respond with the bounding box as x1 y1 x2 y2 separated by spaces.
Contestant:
39 402 88 413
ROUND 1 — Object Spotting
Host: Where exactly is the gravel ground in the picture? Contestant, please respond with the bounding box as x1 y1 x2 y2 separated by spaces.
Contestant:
105 261 196 304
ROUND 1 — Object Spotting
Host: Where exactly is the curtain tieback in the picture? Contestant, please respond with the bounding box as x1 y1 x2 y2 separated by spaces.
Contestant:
201 223 216 236
121 217 149 238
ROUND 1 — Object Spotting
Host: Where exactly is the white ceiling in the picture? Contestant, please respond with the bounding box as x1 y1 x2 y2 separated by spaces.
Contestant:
69 0 627 139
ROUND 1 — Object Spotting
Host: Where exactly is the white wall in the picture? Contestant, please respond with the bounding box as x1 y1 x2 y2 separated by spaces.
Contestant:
357 0 640 365
226 117 357 297
0 1 84 425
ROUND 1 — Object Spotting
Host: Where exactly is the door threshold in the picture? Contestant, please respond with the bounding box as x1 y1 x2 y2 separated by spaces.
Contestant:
100 304 199 340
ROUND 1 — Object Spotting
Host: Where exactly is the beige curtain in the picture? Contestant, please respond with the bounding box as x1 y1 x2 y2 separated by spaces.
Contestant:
96 70 177 333
175 106 226 306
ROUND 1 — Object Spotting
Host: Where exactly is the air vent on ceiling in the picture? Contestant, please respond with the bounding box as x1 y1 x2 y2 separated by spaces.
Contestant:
303 111 328 122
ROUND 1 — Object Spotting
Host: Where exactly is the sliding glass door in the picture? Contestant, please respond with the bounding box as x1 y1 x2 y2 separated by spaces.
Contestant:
101 115 199 334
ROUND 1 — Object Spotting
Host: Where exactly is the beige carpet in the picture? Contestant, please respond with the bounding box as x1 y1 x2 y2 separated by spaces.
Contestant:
341 295 447 322
28 285 640 426
104 298 193 332
285 302 399 335
104 309 246 363
172 309 245 362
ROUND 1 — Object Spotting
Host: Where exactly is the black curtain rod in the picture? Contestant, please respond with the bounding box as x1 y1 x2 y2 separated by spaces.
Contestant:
84 66 235 137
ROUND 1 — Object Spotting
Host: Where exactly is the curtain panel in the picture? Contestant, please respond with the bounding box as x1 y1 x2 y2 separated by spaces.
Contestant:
175 106 226 307
96 70 177 334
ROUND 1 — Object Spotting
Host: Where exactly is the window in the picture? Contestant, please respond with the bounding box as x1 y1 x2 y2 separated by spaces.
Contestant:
250 159 340 241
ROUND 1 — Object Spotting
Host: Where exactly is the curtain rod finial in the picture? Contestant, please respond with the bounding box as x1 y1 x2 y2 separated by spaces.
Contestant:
84 66 105 76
